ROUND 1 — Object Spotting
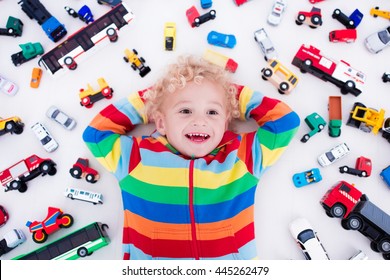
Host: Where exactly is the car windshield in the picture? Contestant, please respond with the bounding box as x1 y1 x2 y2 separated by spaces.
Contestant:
325 151 335 162
378 30 390 44
297 229 315 243
41 136 52 145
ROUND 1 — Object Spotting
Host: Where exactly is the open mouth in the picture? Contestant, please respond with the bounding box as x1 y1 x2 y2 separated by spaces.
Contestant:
185 133 210 142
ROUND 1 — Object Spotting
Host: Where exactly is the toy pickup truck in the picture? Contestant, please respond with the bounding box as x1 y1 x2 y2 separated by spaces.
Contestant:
0 16 23 37
301 112 326 142
11 42 43 66
328 96 342 137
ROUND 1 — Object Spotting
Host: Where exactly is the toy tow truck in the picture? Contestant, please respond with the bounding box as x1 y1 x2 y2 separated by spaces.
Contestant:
0 16 23 37
79 78 113 108
69 158 99 183
0 116 24 136
339 156 372 177
301 112 326 143
11 42 43 66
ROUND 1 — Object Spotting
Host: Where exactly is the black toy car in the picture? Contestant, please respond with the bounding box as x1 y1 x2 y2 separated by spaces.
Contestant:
193 10 216 27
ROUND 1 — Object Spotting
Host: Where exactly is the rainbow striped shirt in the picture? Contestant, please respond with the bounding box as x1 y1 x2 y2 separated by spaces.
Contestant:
83 85 300 260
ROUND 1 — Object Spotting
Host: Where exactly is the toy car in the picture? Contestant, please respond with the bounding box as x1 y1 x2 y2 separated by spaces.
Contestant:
186 6 200 27
289 217 330 260
194 9 216 27
329 29 357 43
0 16 23 37
292 168 322 188
261 59 298 95
31 122 59 152
380 165 390 189
332 8 363 29
207 31 236 48
267 0 286 26
364 26 390 54
296 7 323 28
346 102 385 134
46 105 76 130
65 5 94 24
349 250 368 260
203 49 238 73
300 112 326 143
201 0 212 9
30 67 42 88
123 49 151 77
233 0 253 6
383 72 390 83
64 187 103 205
254 28 278 61
0 229 26 257
317 142 350 167
26 207 73 243
339 156 372 177
69 158 99 183
11 42 44 66
0 116 24 136
0 75 18 96
0 205 9 227
164 22 176 51
97 0 122 7
79 77 114 108
309 0 324 3
370 7 390 20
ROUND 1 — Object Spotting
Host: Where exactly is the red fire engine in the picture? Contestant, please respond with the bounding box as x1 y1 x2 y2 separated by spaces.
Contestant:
291 44 366 96
0 154 56 193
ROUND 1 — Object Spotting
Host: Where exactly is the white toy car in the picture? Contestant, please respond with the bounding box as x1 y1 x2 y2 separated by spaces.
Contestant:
317 142 350 167
364 26 390 54
31 122 59 152
289 217 330 260
64 187 103 205
254 28 278 61
46 106 76 130
267 0 286 26
0 75 18 96
0 229 26 256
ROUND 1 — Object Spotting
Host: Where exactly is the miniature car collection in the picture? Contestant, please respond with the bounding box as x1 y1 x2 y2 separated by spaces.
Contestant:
254 28 278 61
69 158 99 183
0 75 18 96
79 77 114 108
207 31 236 48
31 122 59 152
261 59 298 95
123 49 151 77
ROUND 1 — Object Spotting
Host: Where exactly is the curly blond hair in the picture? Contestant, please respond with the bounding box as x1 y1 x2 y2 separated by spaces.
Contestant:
144 55 239 121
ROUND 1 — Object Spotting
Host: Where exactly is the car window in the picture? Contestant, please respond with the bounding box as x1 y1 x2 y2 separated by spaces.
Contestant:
378 30 390 44
297 229 315 243
41 135 52 145
325 151 335 162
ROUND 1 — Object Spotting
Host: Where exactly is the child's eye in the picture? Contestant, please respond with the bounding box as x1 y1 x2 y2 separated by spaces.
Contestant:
207 110 219 115
179 109 191 114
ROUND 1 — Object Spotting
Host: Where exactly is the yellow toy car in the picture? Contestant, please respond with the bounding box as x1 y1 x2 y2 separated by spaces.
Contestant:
261 59 299 95
123 48 151 77
0 116 24 136
79 78 113 108
164 22 176 51
370 7 390 20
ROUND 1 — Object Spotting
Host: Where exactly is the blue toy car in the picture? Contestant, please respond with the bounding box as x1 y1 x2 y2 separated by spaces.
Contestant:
201 0 213 9
380 165 390 189
78 5 94 24
293 168 322 188
207 31 236 48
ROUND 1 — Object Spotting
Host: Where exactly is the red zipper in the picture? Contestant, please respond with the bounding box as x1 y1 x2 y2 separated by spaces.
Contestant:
188 159 199 260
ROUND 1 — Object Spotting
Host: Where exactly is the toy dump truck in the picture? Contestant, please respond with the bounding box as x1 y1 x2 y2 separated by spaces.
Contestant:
0 16 23 37
301 112 326 142
11 42 43 66
346 102 385 134
328 96 342 137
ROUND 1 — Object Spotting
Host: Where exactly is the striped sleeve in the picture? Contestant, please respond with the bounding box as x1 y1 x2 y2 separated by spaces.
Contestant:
237 85 300 178
82 91 147 179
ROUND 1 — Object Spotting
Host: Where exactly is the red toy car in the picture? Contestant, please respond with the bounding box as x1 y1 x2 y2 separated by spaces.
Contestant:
26 207 73 243
329 29 357 43
0 205 9 227
69 158 99 183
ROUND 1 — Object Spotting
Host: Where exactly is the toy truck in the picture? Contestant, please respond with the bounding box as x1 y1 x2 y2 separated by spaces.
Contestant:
0 229 26 257
0 16 23 37
320 181 390 260
0 154 56 193
291 44 366 96
332 8 363 29
295 7 323 28
18 0 67 42
79 78 113 108
346 102 385 135
328 96 342 137
69 158 99 183
261 59 299 95
0 116 24 136
11 42 43 66
300 112 326 143
339 156 372 177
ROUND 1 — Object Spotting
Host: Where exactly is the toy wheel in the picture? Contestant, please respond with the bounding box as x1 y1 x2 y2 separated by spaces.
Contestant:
77 247 88 257
131 64 137 71
330 203 345 218
13 125 24 135
70 166 82 178
82 97 91 107
64 57 77 70
263 68 272 77
311 15 321 25
383 253 390 260
210 10 216 19
295 20 303 26
132 49 138 55
348 20 354 28
9 180 21 191
371 241 380 252
67 194 74 199
40 161 51 174
33 231 48 243
318 124 324 131
106 28 118 42
341 219 349 230
346 215 362 230
379 239 390 253
300 134 310 143
359 123 373 133
360 171 367 177
340 166 348 173
332 9 340 18
59 214 74 228
86 174 97 183
297 14 305 23
5 121 15 132
279 82 289 93
18 182 28 193
140 57 145 63
123 56 129 63
48 166 57 176
97 0 103 4
7 28 14 35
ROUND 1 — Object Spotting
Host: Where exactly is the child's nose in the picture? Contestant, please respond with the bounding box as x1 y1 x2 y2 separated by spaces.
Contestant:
191 115 207 126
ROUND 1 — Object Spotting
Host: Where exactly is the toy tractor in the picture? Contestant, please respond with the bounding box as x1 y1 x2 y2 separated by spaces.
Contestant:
69 158 99 183
346 102 385 134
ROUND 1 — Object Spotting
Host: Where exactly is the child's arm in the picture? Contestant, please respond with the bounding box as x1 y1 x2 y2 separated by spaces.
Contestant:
236 85 300 178
82 90 148 178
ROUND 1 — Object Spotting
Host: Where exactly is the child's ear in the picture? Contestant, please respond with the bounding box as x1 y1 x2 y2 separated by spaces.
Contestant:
154 111 166 135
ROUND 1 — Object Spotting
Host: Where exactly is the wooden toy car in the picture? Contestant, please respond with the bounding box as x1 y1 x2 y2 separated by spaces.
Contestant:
30 67 42 88
292 168 322 188
332 8 363 29
79 77 113 108
203 49 238 73
261 59 298 95
339 156 372 177
0 16 23 37
11 42 43 66
300 112 326 143
296 7 323 28
123 49 151 77
0 116 24 136
26 207 73 243
164 22 176 51
186 6 216 27
317 143 350 167
370 7 390 20
69 158 99 183
383 72 390 83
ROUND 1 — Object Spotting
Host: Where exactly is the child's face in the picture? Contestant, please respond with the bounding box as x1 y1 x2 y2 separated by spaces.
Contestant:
154 79 229 158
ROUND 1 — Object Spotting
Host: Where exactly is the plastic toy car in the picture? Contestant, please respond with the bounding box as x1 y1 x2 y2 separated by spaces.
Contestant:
346 102 385 135
30 67 42 88
317 142 350 167
164 22 176 51
233 0 253 6
30 122 59 152
186 6 216 27
69 158 99 183
186 6 200 27
0 74 18 96
332 8 363 29
201 0 212 9
65 5 94 24
254 28 278 61
300 112 326 143
0 205 9 227
64 187 103 205
97 0 122 7
267 0 286 26
261 59 298 94
11 42 43 66
26 207 73 243
203 49 238 73
0 116 24 136
339 156 372 177
207 31 236 48
364 26 390 54
46 105 76 130
292 168 322 188
329 29 357 43
0 229 26 257
79 77 114 108
289 217 330 260
296 7 322 28
380 165 390 189
0 16 23 37
383 72 390 83
370 7 390 20
123 49 151 77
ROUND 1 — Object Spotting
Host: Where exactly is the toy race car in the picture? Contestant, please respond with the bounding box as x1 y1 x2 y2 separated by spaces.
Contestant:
293 168 322 188
123 49 151 77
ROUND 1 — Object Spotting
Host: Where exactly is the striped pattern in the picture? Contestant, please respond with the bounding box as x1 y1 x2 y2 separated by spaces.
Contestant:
83 85 300 260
